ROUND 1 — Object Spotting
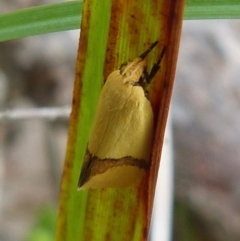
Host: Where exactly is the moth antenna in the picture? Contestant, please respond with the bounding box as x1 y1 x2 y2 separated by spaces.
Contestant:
156 46 166 66
139 41 159 59
146 46 166 84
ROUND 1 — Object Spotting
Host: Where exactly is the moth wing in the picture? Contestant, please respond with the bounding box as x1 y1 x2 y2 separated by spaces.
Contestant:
88 71 154 161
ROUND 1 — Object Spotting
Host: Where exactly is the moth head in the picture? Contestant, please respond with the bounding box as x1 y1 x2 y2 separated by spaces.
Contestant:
120 58 147 85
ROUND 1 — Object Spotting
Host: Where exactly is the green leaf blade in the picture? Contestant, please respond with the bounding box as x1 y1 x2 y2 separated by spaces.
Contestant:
0 1 82 41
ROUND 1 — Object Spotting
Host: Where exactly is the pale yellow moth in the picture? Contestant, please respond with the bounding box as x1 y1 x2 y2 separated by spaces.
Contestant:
78 41 165 189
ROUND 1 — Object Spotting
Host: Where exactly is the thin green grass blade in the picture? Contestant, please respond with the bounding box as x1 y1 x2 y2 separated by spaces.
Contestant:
0 0 239 42
0 1 83 41
185 0 240 19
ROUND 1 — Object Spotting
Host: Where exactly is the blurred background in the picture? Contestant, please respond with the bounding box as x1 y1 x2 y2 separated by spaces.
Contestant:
1 1 240 241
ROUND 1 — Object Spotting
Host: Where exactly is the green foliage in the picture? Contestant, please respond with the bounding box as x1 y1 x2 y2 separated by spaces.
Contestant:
26 205 56 241
173 200 217 241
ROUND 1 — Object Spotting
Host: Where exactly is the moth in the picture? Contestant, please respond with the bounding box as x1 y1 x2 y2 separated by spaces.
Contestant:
78 41 165 189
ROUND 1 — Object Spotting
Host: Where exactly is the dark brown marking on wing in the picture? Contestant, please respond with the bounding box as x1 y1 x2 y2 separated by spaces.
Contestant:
78 149 149 188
